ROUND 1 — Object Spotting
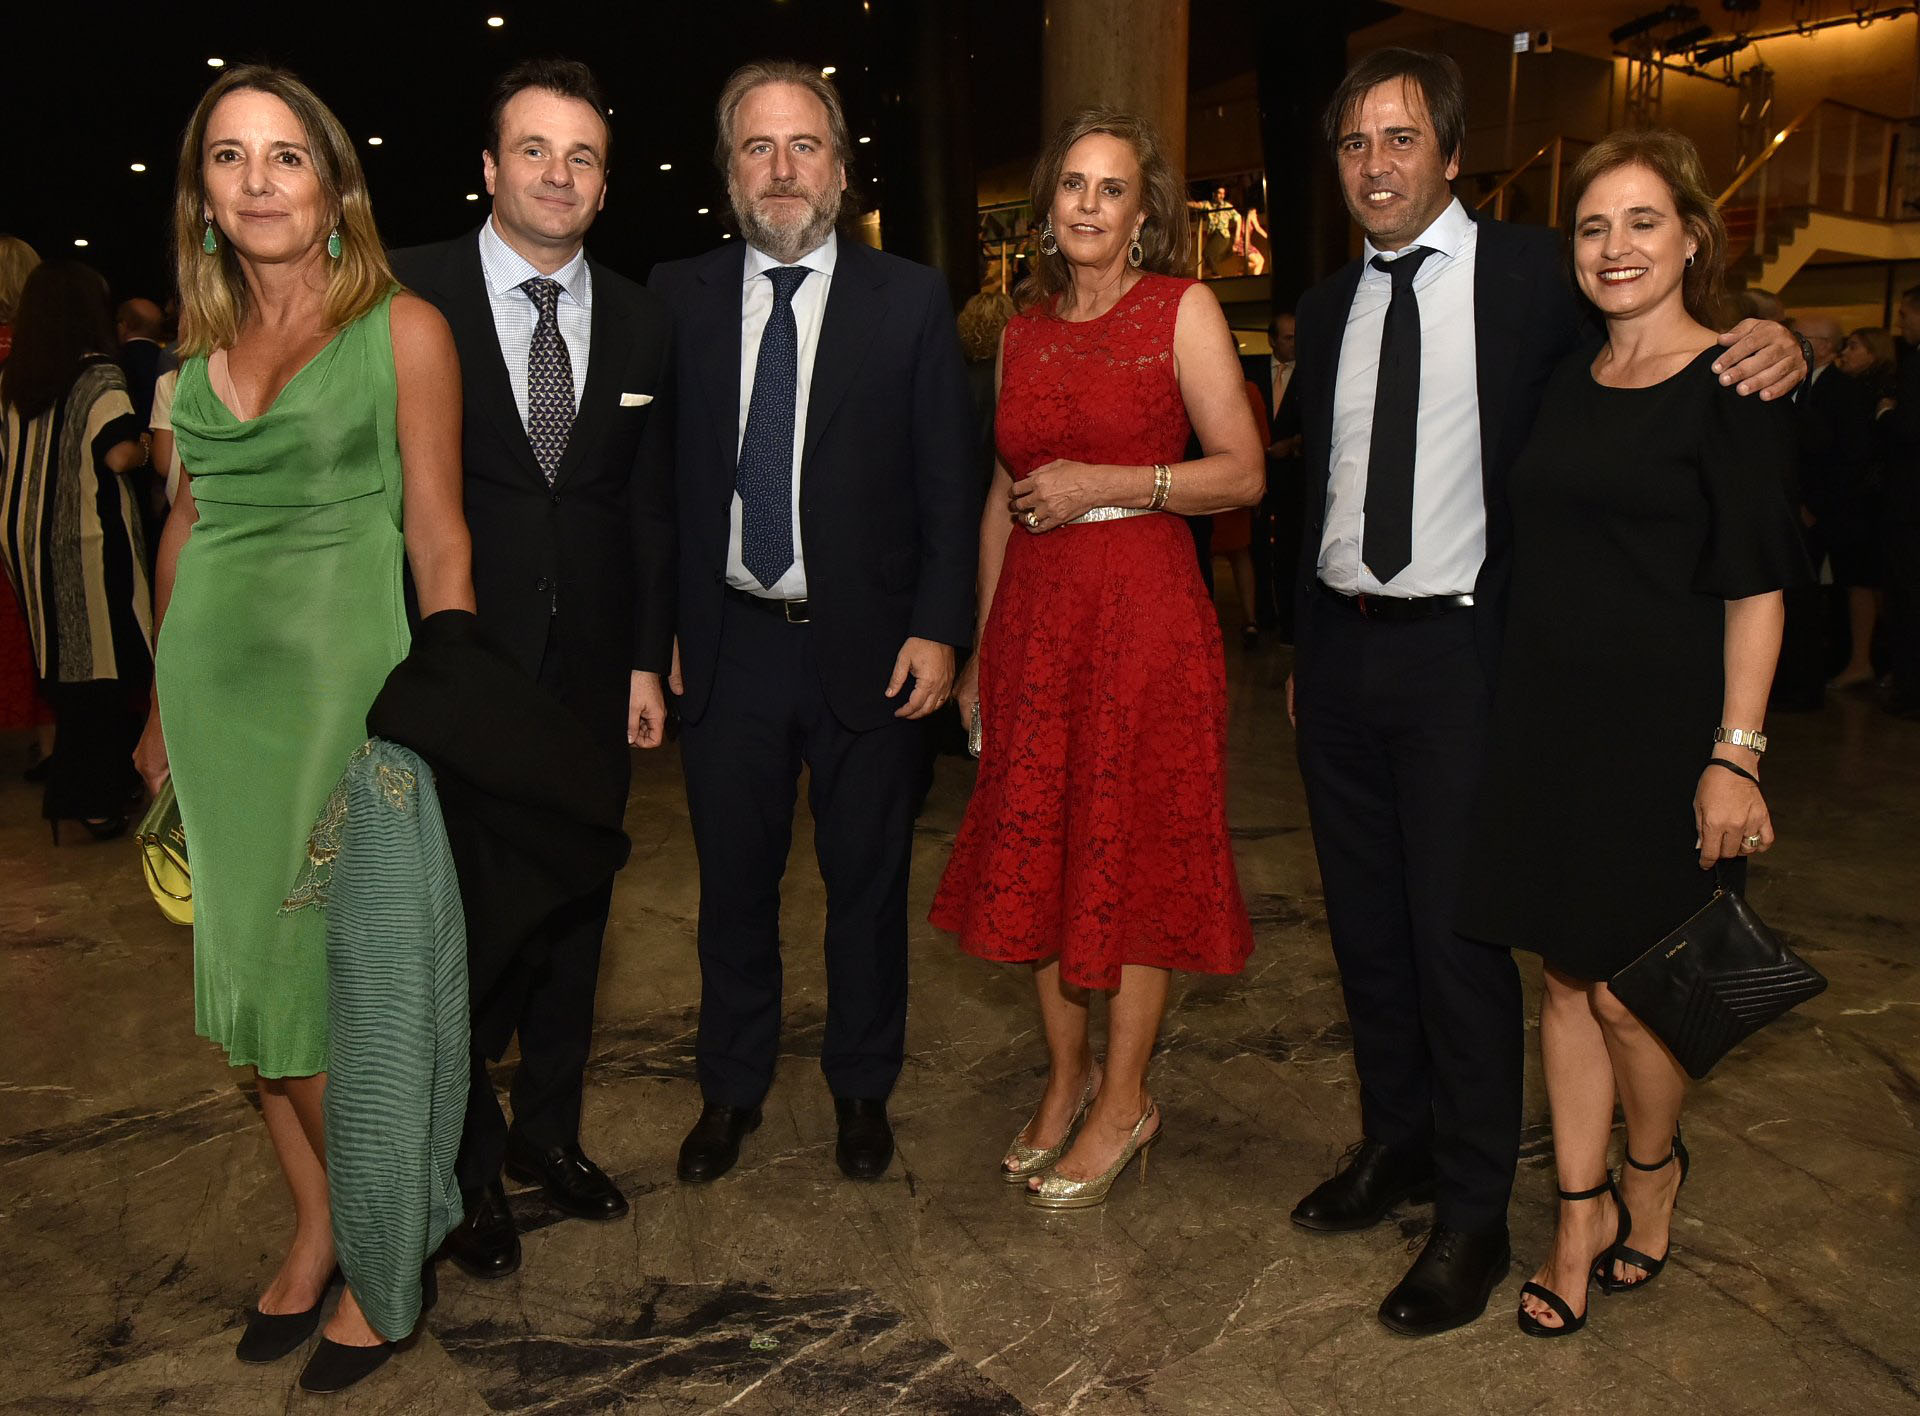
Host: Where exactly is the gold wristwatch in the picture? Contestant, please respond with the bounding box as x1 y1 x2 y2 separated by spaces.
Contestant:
1713 726 1768 755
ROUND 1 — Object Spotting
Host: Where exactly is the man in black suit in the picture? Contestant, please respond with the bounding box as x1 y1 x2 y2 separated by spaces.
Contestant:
1242 311 1301 640
391 58 674 1278
1286 49 1805 1336
1883 286 1920 715
649 61 976 1185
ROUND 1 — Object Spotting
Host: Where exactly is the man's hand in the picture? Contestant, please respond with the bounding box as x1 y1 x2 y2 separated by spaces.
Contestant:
887 637 955 719
628 670 668 748
667 637 683 697
1714 319 1807 401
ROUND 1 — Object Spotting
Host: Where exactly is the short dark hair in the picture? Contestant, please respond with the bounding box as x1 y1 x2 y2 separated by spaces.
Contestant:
1323 48 1467 166
0 261 117 420
487 58 612 166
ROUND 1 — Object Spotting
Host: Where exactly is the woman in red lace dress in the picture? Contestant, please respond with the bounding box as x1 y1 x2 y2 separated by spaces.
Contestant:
931 110 1264 1209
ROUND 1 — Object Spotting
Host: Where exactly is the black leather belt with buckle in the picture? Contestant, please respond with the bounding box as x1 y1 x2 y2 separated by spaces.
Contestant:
1316 581 1475 621
725 585 810 623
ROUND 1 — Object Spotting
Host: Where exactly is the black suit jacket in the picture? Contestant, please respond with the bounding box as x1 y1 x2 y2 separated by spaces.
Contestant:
648 238 978 732
390 229 676 719
1291 207 1587 684
1798 366 1878 526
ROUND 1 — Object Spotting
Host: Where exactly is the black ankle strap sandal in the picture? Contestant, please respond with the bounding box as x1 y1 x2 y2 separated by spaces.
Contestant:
1595 1131 1691 1295
1517 1177 1630 1339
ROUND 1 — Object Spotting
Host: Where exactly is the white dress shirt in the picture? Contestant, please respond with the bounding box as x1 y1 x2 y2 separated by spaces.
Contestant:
1320 197 1484 596
728 232 837 598
477 216 592 431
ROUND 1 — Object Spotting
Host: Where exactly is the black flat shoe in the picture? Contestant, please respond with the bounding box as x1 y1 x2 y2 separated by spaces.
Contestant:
235 1268 338 1363
1379 1223 1512 1337
440 1178 521 1279
1517 1178 1630 1338
296 1264 435 1394
1292 1138 1435 1233
1594 1131 1690 1295
677 1103 762 1183
504 1135 628 1220
834 1097 894 1180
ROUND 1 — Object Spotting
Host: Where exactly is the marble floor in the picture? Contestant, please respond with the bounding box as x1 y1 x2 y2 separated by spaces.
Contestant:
4 635 1918 1415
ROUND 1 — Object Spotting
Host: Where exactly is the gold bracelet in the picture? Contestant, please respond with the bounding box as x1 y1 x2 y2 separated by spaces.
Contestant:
1148 462 1171 511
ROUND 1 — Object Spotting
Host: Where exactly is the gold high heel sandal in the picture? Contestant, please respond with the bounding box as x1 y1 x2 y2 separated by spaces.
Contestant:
1001 1074 1098 1183
1025 1103 1160 1210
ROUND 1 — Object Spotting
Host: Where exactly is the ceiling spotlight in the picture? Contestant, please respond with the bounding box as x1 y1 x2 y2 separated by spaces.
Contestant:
368 136 384 146
821 65 837 76
206 56 225 67
697 206 710 214
129 162 147 173
465 193 480 201
723 232 732 239
1660 23 1713 55
73 238 89 247
858 135 871 144
658 162 671 171
486 14 504 25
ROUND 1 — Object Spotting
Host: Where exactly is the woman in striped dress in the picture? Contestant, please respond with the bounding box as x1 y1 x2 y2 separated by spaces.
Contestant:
0 260 152 837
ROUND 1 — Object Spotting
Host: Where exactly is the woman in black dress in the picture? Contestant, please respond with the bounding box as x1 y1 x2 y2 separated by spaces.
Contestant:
1456 129 1807 1337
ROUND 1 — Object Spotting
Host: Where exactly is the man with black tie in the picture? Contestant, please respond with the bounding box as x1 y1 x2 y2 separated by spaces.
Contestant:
391 58 674 1278
1286 49 1805 1336
649 61 976 1184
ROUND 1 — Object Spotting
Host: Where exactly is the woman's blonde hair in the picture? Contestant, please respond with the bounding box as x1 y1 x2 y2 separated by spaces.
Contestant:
956 291 1016 362
172 65 395 356
0 235 40 323
1016 108 1187 314
1564 128 1729 330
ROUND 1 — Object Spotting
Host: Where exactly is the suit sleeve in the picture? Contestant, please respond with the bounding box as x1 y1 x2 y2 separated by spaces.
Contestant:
907 275 982 648
630 318 677 675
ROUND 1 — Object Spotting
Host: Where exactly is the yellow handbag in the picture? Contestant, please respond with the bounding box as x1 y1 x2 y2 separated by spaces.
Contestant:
137 780 192 926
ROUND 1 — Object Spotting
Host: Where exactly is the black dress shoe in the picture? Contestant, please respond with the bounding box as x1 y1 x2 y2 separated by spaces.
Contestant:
504 1136 629 1220
1291 1138 1436 1232
677 1103 762 1184
297 1264 437 1393
1378 1223 1512 1337
235 1267 338 1363
834 1097 894 1180
440 1179 521 1279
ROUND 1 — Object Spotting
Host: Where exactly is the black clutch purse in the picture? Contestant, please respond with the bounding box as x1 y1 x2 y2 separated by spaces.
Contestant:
1609 873 1825 1080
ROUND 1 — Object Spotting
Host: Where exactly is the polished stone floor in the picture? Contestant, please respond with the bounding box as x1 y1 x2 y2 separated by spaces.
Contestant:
4 631 1919 1415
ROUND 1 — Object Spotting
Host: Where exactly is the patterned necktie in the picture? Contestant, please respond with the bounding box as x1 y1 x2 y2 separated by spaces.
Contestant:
1362 246 1435 586
521 276 574 486
737 265 812 588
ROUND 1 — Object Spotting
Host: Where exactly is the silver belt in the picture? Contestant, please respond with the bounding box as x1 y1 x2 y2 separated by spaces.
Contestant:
1067 506 1161 526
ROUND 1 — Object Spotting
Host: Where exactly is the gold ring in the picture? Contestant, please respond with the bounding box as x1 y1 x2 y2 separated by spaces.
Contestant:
1742 834 1762 849
1024 510 1040 529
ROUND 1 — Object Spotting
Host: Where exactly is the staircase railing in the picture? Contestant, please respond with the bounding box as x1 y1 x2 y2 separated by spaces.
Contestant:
1474 135 1592 225
1715 99 1916 267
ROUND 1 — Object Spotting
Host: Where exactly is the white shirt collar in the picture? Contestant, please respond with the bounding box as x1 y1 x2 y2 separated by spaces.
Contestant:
479 215 590 305
743 230 839 283
1363 196 1472 267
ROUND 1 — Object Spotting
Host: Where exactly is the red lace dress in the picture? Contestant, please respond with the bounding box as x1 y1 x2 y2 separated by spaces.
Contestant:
930 274 1253 988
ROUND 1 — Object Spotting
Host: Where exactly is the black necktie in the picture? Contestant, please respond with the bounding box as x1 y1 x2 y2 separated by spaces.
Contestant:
737 266 812 588
520 276 575 486
1362 247 1435 586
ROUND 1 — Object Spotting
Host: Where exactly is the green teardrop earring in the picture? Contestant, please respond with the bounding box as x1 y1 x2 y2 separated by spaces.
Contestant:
202 219 218 254
326 227 342 260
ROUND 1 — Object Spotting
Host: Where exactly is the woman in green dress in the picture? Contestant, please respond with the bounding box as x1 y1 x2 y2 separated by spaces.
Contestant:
132 66 473 1377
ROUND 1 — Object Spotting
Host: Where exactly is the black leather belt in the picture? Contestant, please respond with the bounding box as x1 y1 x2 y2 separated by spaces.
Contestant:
1316 580 1474 621
725 585 810 623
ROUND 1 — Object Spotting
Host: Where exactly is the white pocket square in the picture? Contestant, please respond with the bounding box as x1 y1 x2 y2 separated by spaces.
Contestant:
619 392 653 407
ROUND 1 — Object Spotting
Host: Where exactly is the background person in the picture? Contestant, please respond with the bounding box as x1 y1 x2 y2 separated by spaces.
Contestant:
133 64 473 1391
0 261 151 840
1457 128 1806 1338
932 109 1262 1209
0 234 54 776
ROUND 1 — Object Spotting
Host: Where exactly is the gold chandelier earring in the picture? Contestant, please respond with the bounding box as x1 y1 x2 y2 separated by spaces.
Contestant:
1039 218 1059 256
1128 230 1144 268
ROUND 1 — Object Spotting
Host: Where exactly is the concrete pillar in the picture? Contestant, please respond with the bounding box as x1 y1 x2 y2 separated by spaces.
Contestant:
1041 0 1190 167
1254 4 1360 307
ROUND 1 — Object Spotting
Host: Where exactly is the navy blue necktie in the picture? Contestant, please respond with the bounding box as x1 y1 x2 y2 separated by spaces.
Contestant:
1362 246 1434 586
520 276 574 486
737 266 812 588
